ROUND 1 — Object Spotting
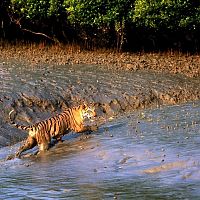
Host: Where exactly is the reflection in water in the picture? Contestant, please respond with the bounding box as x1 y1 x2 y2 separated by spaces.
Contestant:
1 101 200 199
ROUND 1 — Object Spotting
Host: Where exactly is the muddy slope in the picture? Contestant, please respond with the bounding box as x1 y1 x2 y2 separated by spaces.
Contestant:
1 60 200 147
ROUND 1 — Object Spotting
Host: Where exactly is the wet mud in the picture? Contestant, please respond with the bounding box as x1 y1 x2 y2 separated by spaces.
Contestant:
1 58 200 199
1 102 200 199
1 60 200 146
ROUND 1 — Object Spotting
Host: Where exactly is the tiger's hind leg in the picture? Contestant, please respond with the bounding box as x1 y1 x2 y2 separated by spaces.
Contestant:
39 142 50 151
37 130 52 152
16 136 37 158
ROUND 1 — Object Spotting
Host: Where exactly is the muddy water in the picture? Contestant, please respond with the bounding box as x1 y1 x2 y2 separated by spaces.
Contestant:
1 61 200 199
1 102 200 199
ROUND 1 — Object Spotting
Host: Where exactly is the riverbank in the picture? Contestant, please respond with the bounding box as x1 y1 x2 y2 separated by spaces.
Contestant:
1 61 200 147
1 42 200 147
1 44 200 200
0 42 200 77
1 43 200 200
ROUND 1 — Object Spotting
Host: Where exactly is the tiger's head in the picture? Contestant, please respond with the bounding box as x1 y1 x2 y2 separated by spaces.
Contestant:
71 104 97 132
78 104 97 121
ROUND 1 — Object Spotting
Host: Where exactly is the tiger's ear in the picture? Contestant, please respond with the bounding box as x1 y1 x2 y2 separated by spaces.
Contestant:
86 102 94 108
89 102 94 107
90 102 98 107
83 103 88 109
79 104 86 110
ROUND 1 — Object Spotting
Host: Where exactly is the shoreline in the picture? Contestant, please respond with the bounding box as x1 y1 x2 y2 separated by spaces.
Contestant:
0 43 200 77
1 44 200 147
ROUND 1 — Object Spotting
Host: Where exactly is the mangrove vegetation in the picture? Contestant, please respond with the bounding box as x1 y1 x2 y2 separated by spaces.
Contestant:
0 0 200 51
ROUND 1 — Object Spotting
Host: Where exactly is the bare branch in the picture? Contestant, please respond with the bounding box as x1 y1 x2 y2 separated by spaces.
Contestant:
21 28 57 43
8 14 59 43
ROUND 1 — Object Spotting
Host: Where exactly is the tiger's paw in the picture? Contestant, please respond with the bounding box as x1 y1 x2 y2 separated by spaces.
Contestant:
5 154 16 161
90 125 98 131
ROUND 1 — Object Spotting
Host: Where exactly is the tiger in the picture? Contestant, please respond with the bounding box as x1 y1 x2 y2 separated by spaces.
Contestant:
9 104 97 158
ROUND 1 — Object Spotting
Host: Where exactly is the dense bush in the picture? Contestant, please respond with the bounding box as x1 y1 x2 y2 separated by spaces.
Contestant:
62 0 134 49
63 0 133 25
0 0 200 50
10 0 62 19
133 0 200 30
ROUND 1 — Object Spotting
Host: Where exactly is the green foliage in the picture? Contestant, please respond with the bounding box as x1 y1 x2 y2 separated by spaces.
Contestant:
10 0 62 19
63 0 102 26
10 0 200 31
63 0 133 27
133 0 200 30
3 0 200 49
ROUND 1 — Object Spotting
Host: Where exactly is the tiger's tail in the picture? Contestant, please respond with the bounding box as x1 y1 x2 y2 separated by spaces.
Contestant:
9 110 30 131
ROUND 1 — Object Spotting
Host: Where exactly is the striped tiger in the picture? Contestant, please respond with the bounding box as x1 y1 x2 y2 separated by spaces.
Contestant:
9 104 97 158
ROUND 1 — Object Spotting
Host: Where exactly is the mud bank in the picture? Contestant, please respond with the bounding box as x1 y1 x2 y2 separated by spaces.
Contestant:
0 43 200 77
1 59 200 147
1 44 200 200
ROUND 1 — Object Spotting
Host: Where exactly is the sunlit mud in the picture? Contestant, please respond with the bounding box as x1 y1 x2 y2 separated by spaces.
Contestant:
0 61 200 199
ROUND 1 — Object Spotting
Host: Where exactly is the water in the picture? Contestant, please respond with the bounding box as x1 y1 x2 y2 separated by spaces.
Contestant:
1 101 200 199
0 61 200 199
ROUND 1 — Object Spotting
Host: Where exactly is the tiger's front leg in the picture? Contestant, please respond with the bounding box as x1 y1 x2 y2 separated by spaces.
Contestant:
16 136 37 158
80 125 98 133
88 124 98 132
53 135 64 143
